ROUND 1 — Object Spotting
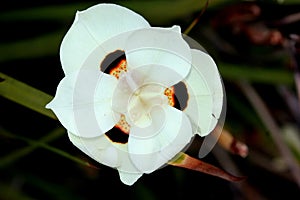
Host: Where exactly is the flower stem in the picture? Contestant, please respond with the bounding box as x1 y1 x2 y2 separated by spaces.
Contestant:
0 127 64 168
183 0 209 35
0 127 98 169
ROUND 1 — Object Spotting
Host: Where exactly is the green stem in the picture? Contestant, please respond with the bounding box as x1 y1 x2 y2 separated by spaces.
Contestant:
0 127 64 168
0 128 97 169
183 0 209 35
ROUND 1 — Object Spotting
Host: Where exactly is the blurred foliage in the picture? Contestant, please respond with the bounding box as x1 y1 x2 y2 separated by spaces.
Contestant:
1 0 300 199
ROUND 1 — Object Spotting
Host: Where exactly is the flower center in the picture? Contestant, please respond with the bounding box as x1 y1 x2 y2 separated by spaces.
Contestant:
101 50 189 144
127 84 168 128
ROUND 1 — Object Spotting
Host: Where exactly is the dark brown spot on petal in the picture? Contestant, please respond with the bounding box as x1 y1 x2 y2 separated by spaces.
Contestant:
173 81 189 110
100 50 126 79
105 114 130 144
105 127 129 144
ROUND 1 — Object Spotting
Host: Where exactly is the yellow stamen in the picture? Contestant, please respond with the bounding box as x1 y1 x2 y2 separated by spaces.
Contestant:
115 114 130 134
164 87 175 107
110 59 127 79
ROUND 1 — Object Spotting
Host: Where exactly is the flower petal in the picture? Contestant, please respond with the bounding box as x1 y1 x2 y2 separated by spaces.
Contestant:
192 50 223 120
60 3 150 75
118 171 143 186
184 49 223 136
67 131 118 167
128 105 193 173
68 131 144 185
46 69 119 137
124 26 192 85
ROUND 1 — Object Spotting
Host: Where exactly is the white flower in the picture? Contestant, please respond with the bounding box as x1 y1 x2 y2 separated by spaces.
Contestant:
46 3 224 185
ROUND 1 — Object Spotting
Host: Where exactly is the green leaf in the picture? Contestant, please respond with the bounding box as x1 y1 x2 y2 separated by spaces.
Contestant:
0 0 212 25
219 62 294 85
0 72 56 119
0 31 63 62
0 3 93 22
0 1 245 63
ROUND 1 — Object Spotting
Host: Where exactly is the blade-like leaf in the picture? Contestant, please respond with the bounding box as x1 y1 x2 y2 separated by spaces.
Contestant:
0 31 63 62
0 0 214 25
219 62 294 85
0 72 56 119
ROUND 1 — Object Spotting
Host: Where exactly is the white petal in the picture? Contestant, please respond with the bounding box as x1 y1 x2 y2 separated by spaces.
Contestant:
67 131 119 167
184 49 223 136
118 171 143 186
128 105 193 173
124 26 192 85
68 131 143 182
67 131 95 159
192 50 223 119
46 70 118 137
60 3 150 75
